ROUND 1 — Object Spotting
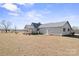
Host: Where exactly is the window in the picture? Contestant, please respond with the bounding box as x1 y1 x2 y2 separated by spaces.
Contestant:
68 28 70 31
37 28 39 31
63 28 65 32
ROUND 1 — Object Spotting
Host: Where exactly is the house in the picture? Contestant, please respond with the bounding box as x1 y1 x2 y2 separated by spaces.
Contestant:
24 22 41 34
39 21 74 35
31 22 41 33
24 21 74 35
24 25 34 35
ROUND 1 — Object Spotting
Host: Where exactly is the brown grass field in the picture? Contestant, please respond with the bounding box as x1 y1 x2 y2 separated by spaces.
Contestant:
0 33 79 56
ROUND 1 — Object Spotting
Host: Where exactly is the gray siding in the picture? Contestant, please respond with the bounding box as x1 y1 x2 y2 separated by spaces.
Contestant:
32 28 37 33
62 22 72 35
39 27 62 35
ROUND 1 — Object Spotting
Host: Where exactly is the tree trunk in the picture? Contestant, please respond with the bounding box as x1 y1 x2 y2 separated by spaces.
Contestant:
5 29 7 33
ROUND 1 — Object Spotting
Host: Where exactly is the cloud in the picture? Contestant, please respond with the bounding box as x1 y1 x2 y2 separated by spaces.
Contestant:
0 3 35 16
25 10 43 21
64 15 79 21
8 12 19 16
20 10 53 24
17 3 34 6
25 3 35 6
1 3 18 12
0 3 20 16
26 9 51 20
1 3 34 11
0 0 37 3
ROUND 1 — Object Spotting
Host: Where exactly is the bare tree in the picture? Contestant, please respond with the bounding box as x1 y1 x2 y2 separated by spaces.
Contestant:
0 20 12 33
72 26 79 30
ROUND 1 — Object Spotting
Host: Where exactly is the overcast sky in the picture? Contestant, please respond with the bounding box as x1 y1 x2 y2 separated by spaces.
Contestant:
0 3 79 29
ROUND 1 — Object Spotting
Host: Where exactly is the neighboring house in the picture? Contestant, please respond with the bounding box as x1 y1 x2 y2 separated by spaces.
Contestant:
24 22 41 34
24 21 74 35
31 22 41 33
39 21 74 35
24 25 34 34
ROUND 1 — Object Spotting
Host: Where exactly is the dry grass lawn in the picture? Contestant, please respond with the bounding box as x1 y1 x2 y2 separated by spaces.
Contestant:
0 33 79 56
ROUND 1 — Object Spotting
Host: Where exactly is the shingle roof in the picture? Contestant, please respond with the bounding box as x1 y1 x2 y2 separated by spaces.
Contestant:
31 22 41 28
24 22 41 29
39 21 68 28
